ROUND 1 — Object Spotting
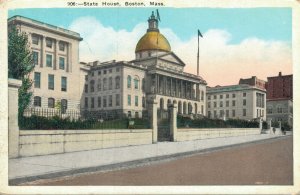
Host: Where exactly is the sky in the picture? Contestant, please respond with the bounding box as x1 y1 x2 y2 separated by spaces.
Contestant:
8 8 292 86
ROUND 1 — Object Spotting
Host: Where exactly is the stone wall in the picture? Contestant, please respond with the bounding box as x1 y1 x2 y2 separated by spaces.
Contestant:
177 128 261 142
18 129 152 157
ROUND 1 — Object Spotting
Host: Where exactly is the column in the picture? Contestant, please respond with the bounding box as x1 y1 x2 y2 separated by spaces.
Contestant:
170 78 173 96
180 80 183 98
190 82 193 100
148 99 158 143
196 84 200 101
169 102 177 141
8 79 22 158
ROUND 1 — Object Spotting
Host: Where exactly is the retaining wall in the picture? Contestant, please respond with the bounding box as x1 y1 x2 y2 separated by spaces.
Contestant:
177 128 261 142
19 129 152 157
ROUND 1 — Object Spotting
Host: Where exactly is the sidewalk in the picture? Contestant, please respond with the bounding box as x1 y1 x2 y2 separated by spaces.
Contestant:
9 134 289 184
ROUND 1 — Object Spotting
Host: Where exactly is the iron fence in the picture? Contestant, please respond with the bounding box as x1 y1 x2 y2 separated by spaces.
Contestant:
19 108 150 130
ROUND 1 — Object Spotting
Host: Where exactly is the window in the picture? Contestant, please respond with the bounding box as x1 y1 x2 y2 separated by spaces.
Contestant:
116 67 120 72
201 105 204 114
213 102 217 108
103 70 107 74
135 96 138 106
103 78 107 91
109 69 112 73
34 96 41 107
208 111 211 118
46 38 52 48
243 99 246 106
134 77 139 89
46 54 53 67
220 101 223 107
232 93 236 98
84 97 88 108
32 35 39 45
116 94 120 106
226 101 229 107
127 76 131 88
214 95 217 99
91 97 94 108
85 75 88 81
267 107 273 114
128 111 132 118
33 51 39 65
213 110 217 118
97 79 101 91
98 70 101 75
208 95 211 100
232 110 235 117
226 94 229 98
201 91 204 101
109 77 112 90
90 80 95 92
142 78 145 92
142 97 146 108
97 97 101 107
48 74 54 90
208 102 211 108
103 96 107 107
232 100 236 106
128 95 131 106
220 110 224 117
59 57 65 70
34 72 40 88
243 92 247 97
59 42 65 51
109 95 112 107
277 106 283 113
243 109 247 116
48 98 55 108
115 76 120 89
85 84 88 93
226 110 229 117
61 77 67 92
61 99 67 114
220 95 223 99
256 93 265 108
91 72 94 77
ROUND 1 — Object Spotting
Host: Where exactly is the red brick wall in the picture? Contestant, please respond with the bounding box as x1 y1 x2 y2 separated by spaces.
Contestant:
266 74 293 100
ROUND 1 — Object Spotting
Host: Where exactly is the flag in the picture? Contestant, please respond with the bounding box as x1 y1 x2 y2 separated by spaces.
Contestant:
198 29 203 38
156 9 161 21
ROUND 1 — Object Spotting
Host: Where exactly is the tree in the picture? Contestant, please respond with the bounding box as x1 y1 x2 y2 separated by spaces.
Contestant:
8 27 34 115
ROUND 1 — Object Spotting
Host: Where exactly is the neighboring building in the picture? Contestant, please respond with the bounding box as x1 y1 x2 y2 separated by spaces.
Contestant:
82 11 207 118
266 72 293 127
239 76 267 90
8 15 83 112
206 84 266 121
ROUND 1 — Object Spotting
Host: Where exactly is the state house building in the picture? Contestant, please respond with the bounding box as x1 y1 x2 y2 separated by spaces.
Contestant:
82 12 207 118
8 12 207 118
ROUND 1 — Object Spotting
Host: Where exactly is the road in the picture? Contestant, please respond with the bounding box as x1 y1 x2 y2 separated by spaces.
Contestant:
25 136 293 185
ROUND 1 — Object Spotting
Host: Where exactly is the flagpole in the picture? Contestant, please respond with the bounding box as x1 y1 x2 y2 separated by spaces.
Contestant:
197 31 199 76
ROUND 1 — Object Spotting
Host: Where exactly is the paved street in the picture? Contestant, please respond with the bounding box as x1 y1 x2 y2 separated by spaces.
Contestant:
24 136 292 185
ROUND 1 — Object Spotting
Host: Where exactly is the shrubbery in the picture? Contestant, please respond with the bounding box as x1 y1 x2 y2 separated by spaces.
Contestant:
177 116 259 128
19 115 150 130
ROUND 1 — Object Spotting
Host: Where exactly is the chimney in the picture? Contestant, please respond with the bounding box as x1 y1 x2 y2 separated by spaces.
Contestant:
279 72 282 76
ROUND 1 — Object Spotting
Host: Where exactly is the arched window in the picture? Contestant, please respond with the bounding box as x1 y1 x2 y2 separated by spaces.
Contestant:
108 77 112 90
115 76 120 89
34 96 41 107
103 78 107 91
134 76 139 89
61 99 68 114
90 80 95 92
127 75 131 88
48 98 55 108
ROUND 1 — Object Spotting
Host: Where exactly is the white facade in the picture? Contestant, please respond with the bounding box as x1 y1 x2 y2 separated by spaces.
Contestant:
8 16 83 112
206 85 266 120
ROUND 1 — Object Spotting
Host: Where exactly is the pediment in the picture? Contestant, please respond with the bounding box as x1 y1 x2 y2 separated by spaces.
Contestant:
158 52 186 67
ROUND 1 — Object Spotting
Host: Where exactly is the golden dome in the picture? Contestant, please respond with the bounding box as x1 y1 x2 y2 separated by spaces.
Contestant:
135 31 171 53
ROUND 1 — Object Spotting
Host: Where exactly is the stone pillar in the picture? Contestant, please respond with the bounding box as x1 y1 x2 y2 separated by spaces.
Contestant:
278 121 282 130
169 102 177 141
8 79 22 158
268 119 274 135
259 117 263 131
148 99 158 143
